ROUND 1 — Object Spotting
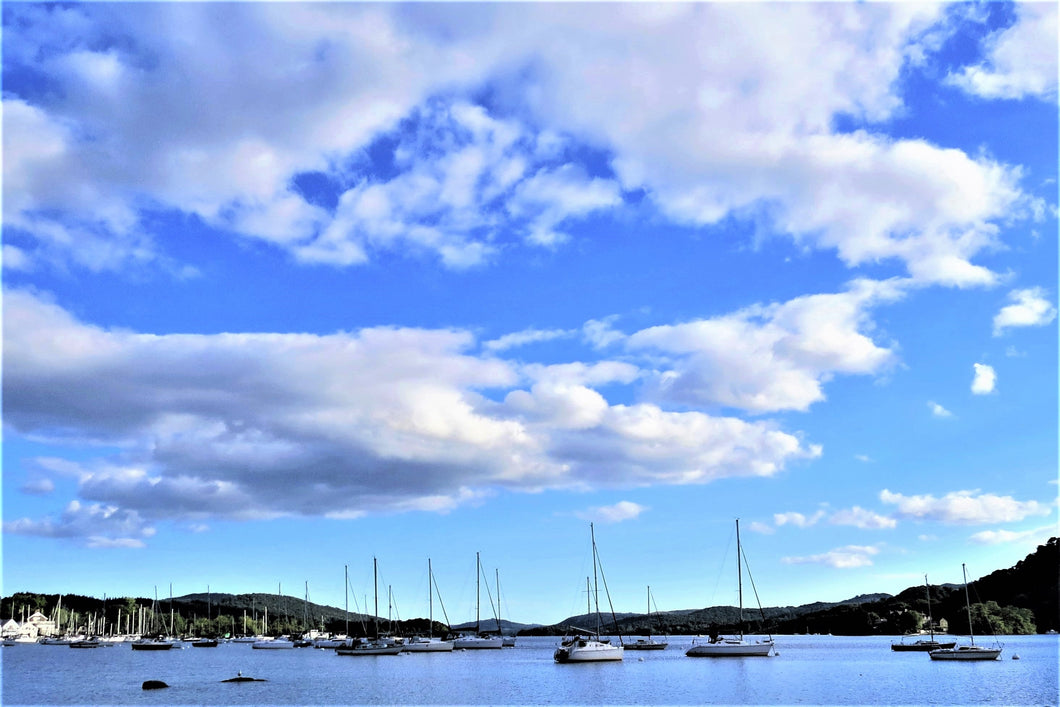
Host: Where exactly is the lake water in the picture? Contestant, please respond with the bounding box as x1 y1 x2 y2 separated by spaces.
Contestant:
2 635 1056 705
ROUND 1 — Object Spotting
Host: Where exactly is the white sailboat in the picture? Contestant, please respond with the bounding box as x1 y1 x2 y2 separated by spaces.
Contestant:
336 558 403 656
453 552 504 649
686 519 774 657
554 523 624 663
626 586 668 650
404 558 455 653
929 564 1002 661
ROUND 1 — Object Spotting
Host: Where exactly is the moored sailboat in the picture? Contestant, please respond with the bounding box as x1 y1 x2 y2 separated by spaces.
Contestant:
625 586 668 650
891 575 955 652
453 552 504 649
335 558 403 656
404 558 454 653
554 523 624 663
928 564 1002 661
686 519 774 657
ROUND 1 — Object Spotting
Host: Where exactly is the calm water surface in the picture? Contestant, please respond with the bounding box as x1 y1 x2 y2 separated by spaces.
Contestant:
3 635 1057 705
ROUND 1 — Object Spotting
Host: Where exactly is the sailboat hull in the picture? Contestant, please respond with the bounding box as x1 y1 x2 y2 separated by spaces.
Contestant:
625 639 667 650
453 635 503 649
686 639 774 657
554 639 624 663
928 646 1002 661
404 638 455 652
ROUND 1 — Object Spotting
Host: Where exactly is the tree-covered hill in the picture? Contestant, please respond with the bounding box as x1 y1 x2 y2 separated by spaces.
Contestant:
4 538 1055 637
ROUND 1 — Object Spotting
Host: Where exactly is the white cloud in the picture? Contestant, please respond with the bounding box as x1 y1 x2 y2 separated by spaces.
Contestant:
947 3 1059 100
969 525 1056 546
971 363 996 394
484 328 574 352
928 401 953 418
774 510 826 528
628 279 902 413
782 544 881 569
2 4 1038 285
3 288 820 539
829 506 897 530
575 501 647 524
993 287 1058 335
748 521 775 535
2 500 154 548
879 488 1049 525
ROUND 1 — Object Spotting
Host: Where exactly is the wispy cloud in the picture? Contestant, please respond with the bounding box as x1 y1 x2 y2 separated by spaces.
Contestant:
575 501 647 524
968 525 1055 546
774 510 826 528
879 489 1049 525
782 544 881 569
829 507 897 530
484 328 574 352
928 401 953 418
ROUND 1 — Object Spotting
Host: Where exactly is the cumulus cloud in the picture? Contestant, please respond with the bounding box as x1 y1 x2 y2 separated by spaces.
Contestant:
992 287 1057 335
782 544 881 569
971 363 996 394
575 501 647 524
947 3 1058 100
628 279 902 413
2 289 820 542
879 489 1049 525
2 4 1039 285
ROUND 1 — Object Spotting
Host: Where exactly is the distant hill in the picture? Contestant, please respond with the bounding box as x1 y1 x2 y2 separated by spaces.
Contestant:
4 538 1055 636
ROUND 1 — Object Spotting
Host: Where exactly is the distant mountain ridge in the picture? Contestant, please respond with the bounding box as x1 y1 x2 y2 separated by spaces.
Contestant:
4 538 1055 636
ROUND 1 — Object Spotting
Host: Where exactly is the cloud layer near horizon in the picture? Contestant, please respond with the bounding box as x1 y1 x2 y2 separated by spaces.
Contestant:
4 289 829 543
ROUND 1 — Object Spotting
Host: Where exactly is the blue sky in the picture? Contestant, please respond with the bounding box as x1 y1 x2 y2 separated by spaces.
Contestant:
2 2 1057 627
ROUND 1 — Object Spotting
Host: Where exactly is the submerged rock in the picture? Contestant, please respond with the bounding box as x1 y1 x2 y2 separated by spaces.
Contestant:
141 680 169 690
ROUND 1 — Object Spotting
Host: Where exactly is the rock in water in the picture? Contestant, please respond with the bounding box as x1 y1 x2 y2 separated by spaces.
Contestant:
142 680 169 690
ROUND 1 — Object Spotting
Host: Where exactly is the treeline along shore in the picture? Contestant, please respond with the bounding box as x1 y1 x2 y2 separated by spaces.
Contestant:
4 538 1056 640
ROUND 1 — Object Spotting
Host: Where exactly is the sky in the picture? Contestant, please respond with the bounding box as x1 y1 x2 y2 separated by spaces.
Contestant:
2 2 1057 628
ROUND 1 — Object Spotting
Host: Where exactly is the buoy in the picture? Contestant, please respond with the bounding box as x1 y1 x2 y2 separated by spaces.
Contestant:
141 680 168 690
638 657 644 662
1012 654 1020 660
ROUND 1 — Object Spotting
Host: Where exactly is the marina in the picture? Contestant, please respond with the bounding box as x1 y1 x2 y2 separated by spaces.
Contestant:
2 634 1056 705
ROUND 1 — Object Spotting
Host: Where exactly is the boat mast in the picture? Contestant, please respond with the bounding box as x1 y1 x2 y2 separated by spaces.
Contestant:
591 522 601 638
736 518 744 639
373 557 379 640
475 551 481 634
647 586 652 641
962 563 975 646
428 558 434 639
344 565 349 637
924 575 934 640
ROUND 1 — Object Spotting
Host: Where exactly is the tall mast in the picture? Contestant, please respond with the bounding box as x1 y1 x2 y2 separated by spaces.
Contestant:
736 518 744 638
591 522 601 637
962 563 975 646
647 586 652 641
344 565 349 636
428 558 434 639
373 557 379 640
475 551 481 634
